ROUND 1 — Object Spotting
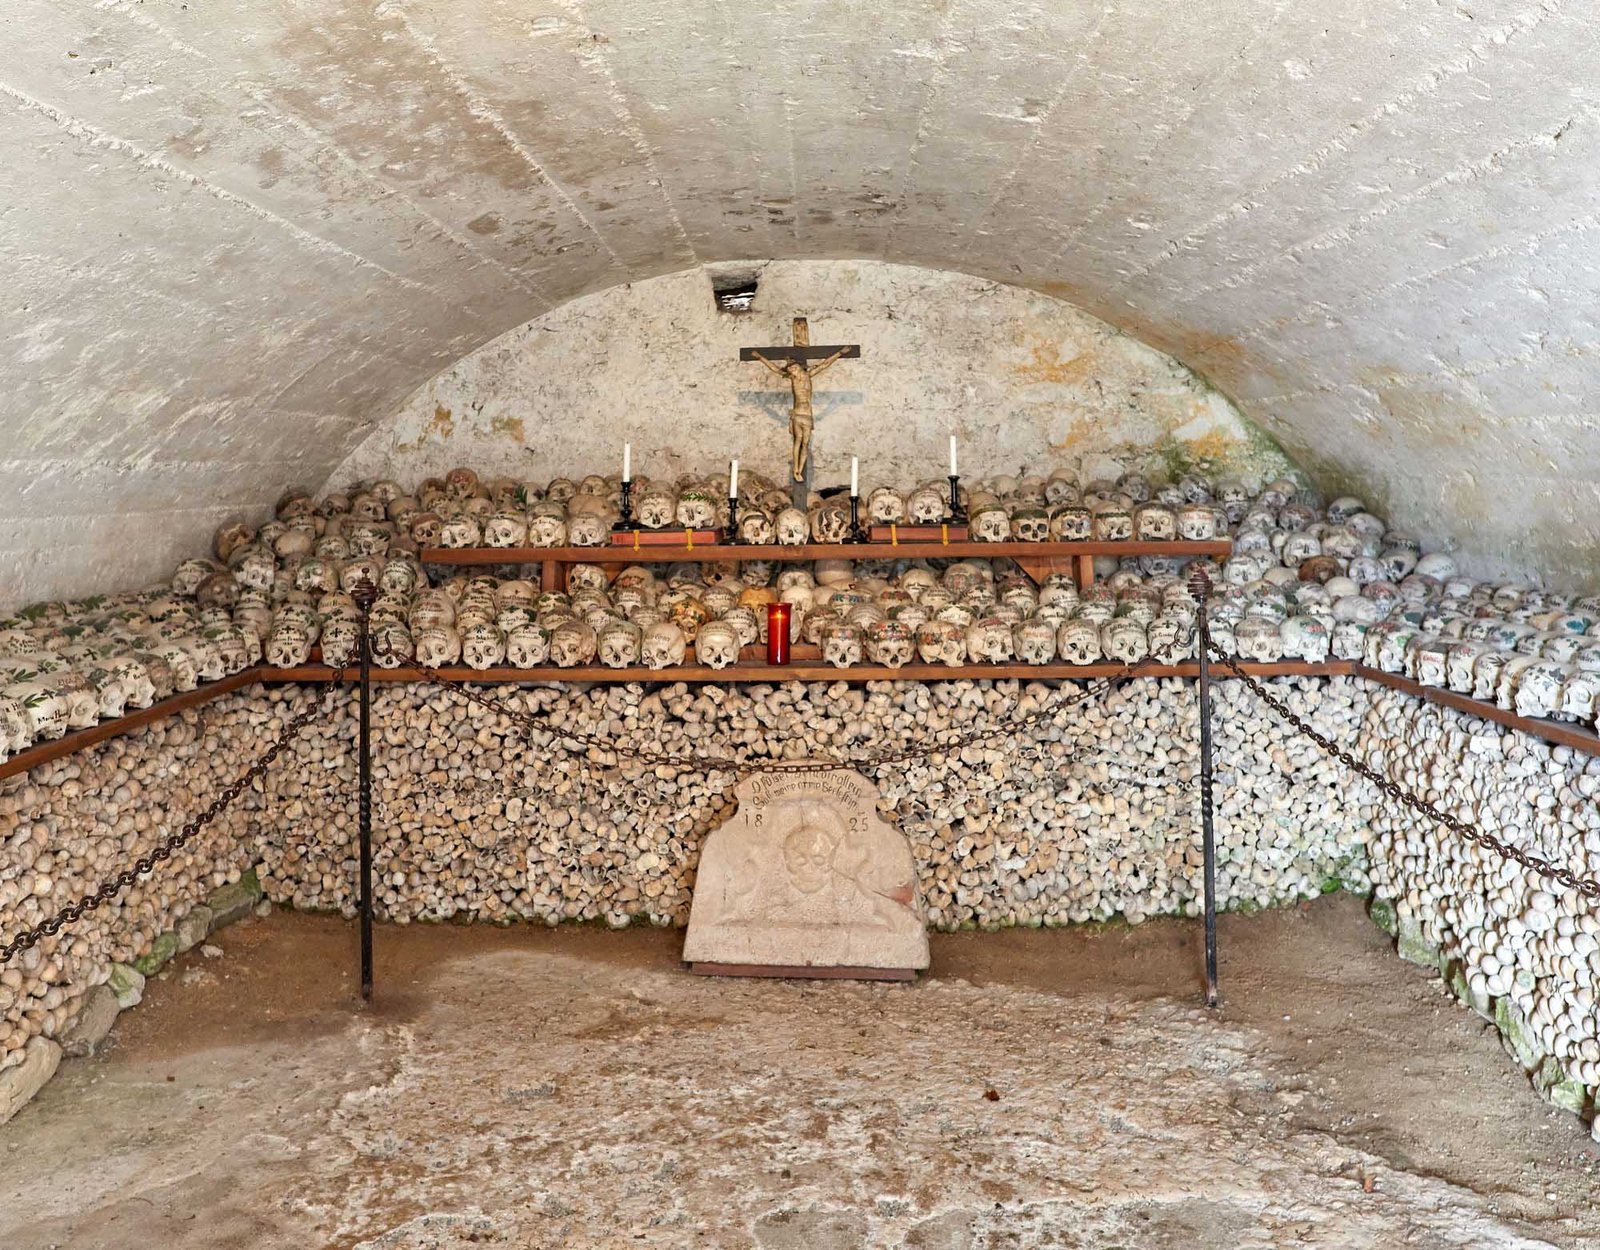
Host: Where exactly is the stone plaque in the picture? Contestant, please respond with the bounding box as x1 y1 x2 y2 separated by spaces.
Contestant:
684 767 929 979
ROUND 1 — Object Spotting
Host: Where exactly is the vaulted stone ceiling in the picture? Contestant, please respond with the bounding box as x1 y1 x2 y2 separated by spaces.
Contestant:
5 0 1597 599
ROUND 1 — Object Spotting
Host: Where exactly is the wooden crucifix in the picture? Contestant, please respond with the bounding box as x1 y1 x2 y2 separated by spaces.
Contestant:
741 317 861 485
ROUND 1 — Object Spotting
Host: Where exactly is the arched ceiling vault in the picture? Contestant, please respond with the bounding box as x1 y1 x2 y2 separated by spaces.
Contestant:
5 0 1599 600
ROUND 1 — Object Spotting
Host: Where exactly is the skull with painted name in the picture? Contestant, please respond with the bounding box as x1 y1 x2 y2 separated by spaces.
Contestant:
1559 669 1600 723
460 623 506 669
695 619 741 670
439 516 483 549
549 619 597 668
1013 618 1056 665
969 505 1010 543
638 621 686 670
595 621 641 669
1135 505 1176 542
1101 618 1149 664
1514 661 1569 720
1235 618 1284 663
527 510 568 548
965 616 1014 663
1280 614 1331 663
413 625 462 669
502 624 549 668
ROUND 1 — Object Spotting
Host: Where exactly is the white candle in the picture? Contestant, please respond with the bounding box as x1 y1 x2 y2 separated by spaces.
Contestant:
850 457 859 498
730 459 739 499
622 442 631 483
949 435 957 477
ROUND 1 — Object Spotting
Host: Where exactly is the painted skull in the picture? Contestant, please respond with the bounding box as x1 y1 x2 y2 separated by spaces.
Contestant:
1011 507 1051 543
821 622 863 669
965 617 1014 663
1014 619 1056 664
5 684 69 741
505 624 551 668
1559 669 1600 723
1513 661 1569 720
811 504 851 544
1056 618 1102 665
914 620 964 665
438 516 483 549
527 513 568 548
320 620 360 668
864 619 915 668
414 625 463 668
265 623 314 668
961 503 1006 543
676 490 717 531
1049 507 1093 542
1147 617 1194 663
1100 618 1149 664
1091 507 1134 542
408 512 445 547
460 623 506 669
738 511 775 545
549 620 597 667
1235 618 1283 663
566 514 606 547
1280 615 1331 663
642 622 688 670
696 619 741 670
1175 506 1218 541
597 621 642 669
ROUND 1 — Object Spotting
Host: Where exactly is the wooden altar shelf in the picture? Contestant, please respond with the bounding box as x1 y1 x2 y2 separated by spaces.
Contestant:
258 659 1357 686
1355 665 1600 757
6 658 1598 782
0 669 263 782
418 538 1233 593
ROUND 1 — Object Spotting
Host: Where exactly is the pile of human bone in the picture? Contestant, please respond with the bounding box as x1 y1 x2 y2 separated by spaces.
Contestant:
1 464 1598 762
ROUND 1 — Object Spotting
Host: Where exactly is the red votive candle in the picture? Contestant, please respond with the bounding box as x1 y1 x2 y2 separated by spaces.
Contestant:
767 603 791 665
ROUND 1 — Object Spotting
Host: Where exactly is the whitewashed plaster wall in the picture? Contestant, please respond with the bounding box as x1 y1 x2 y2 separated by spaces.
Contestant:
6 0 1600 602
335 261 1293 493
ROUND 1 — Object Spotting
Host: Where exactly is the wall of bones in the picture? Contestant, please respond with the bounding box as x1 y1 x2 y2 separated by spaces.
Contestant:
3 459 1600 1133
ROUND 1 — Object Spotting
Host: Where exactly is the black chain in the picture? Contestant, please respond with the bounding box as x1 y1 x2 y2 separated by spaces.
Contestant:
0 674 348 965
1200 627 1600 900
421 655 1165 778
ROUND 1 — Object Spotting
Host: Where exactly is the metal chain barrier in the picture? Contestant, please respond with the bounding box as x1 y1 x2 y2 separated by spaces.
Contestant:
1199 624 1600 900
0 673 349 964
415 654 1167 779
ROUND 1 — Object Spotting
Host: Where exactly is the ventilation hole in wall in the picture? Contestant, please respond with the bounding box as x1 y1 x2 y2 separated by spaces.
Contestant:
713 275 759 313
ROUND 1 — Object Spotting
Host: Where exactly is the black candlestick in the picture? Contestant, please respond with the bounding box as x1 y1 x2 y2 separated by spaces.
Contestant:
726 495 741 544
847 494 869 543
613 479 635 531
947 474 968 524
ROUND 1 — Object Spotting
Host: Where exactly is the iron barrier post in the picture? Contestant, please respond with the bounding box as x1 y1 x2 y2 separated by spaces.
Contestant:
1189 565 1220 1009
353 578 377 1003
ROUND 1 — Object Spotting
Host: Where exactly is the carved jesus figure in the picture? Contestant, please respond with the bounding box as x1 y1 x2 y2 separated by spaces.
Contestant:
751 347 849 482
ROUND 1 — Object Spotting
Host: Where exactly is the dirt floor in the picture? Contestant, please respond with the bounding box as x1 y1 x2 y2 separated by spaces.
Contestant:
1 894 1597 1249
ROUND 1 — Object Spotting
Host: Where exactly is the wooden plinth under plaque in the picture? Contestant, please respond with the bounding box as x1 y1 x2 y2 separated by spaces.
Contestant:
608 527 722 548
867 523 971 543
682 766 930 981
